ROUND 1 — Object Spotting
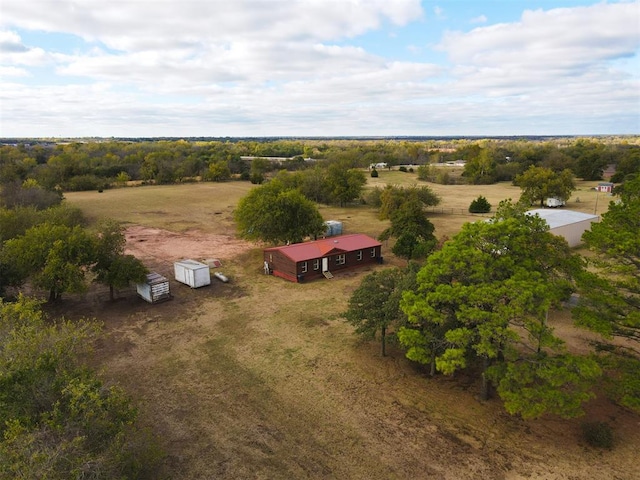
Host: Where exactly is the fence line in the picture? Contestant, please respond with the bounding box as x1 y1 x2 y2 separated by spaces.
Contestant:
424 207 492 217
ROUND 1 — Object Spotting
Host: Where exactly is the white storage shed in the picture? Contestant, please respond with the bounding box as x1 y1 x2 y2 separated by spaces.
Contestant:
137 272 171 304
174 259 211 288
526 209 599 247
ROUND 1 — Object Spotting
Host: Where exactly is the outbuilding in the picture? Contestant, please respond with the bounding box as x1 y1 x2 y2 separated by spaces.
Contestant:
174 259 211 288
526 209 599 247
596 182 614 193
264 233 382 283
137 272 171 304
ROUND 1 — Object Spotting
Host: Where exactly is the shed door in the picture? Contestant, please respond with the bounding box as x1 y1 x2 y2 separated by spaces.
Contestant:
322 257 329 272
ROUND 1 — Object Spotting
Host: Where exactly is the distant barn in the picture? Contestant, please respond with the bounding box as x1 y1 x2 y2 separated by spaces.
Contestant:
526 209 599 247
264 234 382 283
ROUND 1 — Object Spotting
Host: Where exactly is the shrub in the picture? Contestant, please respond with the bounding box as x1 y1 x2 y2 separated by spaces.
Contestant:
370 168 378 178
436 170 451 185
416 164 430 181
398 166 407 172
250 172 264 184
63 174 109 192
363 186 383 207
581 421 614 449
469 195 492 213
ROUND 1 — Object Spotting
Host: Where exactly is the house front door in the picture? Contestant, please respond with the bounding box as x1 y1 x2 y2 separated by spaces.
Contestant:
322 257 329 272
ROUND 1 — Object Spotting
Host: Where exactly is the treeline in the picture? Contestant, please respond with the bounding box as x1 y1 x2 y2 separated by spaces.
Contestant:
1 137 638 193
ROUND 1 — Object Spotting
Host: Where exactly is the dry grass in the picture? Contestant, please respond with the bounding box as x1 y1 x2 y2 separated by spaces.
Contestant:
60 176 640 480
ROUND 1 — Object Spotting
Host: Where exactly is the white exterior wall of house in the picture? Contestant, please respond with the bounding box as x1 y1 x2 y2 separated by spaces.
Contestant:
174 259 211 288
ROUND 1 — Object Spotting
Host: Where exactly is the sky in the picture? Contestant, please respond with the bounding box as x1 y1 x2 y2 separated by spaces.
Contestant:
1 0 639 138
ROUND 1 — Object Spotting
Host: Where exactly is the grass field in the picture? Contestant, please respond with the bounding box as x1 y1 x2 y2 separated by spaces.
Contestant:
60 174 640 480
67 170 610 241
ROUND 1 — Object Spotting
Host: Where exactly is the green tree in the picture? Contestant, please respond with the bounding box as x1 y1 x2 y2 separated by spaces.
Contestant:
343 268 408 356
0 180 63 210
468 195 492 213
115 170 131 186
379 199 437 260
610 146 640 183
205 160 231 182
0 295 162 479
574 175 640 341
573 174 640 412
2 223 95 301
378 185 440 220
92 220 148 300
299 165 329 203
400 203 599 416
515 166 575 207
462 148 496 184
566 139 608 180
325 162 366 206
235 180 325 244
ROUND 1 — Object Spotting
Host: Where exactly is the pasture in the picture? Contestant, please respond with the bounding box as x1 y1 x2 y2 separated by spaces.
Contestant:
61 173 638 480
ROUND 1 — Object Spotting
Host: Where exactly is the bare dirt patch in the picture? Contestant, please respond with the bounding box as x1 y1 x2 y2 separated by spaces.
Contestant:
124 225 256 266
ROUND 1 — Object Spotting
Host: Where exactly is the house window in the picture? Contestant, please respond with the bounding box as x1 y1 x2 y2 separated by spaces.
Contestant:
301 261 308 273
357 250 363 261
336 254 346 265
370 248 376 258
313 259 320 270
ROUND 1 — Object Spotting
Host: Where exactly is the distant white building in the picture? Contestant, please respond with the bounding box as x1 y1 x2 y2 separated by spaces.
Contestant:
526 209 599 247
369 162 387 170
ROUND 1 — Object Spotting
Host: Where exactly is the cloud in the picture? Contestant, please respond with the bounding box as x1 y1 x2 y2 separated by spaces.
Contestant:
0 66 29 77
1 0 638 136
0 30 28 53
439 2 639 72
470 15 487 24
0 30 51 67
1 1 423 50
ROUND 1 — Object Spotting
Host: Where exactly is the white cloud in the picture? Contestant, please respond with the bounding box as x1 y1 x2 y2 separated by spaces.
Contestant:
470 15 487 24
0 30 51 67
0 1 423 50
439 2 639 72
0 66 29 77
0 1 638 137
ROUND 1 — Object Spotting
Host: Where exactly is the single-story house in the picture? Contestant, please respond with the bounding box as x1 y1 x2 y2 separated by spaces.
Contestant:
263 233 382 283
596 182 614 193
526 209 599 247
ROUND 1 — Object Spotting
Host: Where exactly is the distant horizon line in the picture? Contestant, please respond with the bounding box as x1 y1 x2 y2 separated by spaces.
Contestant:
2 133 639 143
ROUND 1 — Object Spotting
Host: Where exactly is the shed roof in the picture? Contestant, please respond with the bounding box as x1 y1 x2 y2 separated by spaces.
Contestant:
526 209 599 229
145 272 168 285
175 259 208 269
265 234 381 262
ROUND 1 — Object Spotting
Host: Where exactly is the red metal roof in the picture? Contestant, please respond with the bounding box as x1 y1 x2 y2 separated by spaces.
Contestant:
264 234 381 262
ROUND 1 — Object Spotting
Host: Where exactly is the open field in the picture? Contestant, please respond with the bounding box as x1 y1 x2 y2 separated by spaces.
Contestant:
60 176 640 480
